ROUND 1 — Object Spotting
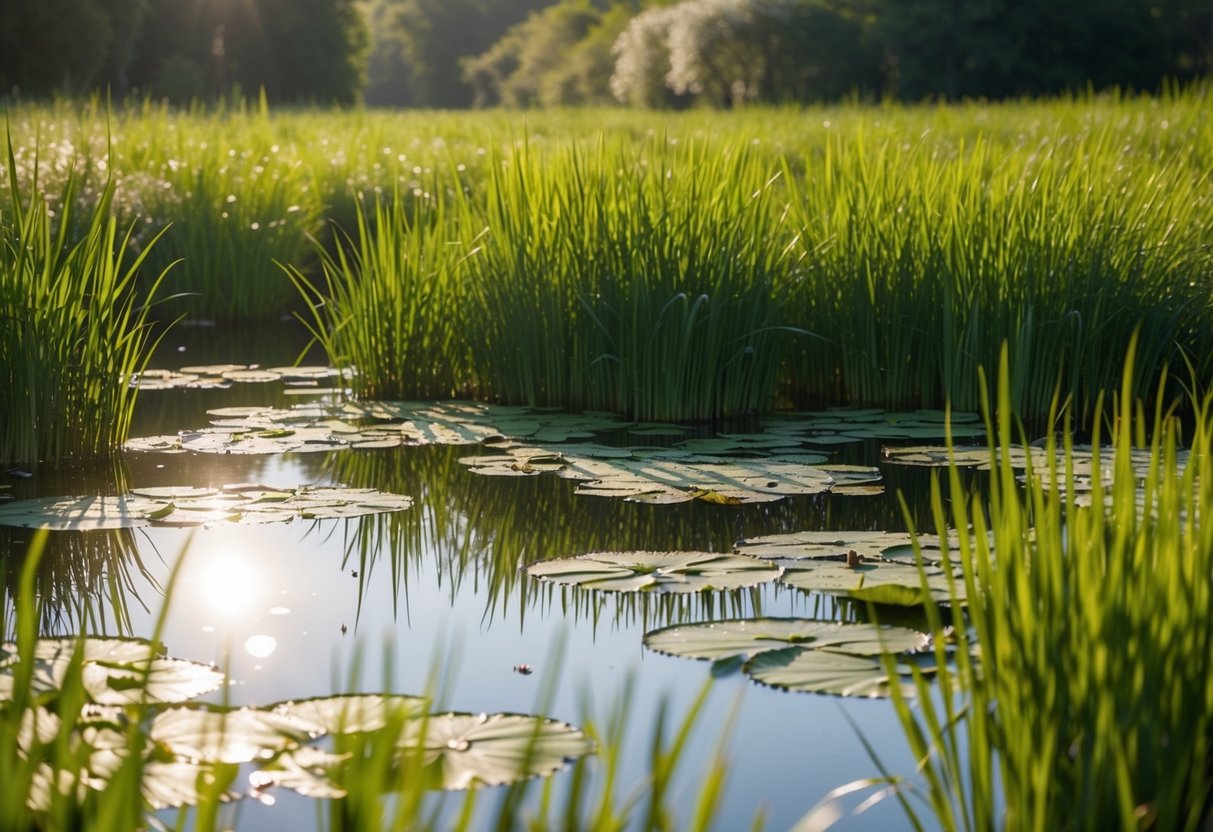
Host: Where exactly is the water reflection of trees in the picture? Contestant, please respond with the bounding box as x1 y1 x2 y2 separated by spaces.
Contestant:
0 527 157 639
324 444 945 631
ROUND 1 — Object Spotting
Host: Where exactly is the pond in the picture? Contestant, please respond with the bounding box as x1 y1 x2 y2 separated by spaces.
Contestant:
2 320 984 831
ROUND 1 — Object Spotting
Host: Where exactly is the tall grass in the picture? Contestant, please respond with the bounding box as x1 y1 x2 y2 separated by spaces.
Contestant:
287 182 477 399
463 138 799 421
782 117 1213 419
3 90 1211 421
829 344 1213 829
0 140 174 465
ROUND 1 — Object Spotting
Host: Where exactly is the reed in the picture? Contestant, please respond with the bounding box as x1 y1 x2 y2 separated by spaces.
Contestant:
462 138 799 421
286 181 476 400
781 110 1213 420
818 344 1213 829
0 138 174 466
3 90 1210 422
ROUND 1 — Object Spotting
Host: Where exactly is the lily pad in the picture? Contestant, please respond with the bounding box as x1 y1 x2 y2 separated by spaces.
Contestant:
396 712 594 790
780 560 965 606
736 530 921 561
267 694 429 735
745 647 922 697
558 456 842 504
643 618 929 661
0 638 224 706
0 486 413 530
150 705 314 764
526 551 782 594
250 747 351 799
0 497 151 531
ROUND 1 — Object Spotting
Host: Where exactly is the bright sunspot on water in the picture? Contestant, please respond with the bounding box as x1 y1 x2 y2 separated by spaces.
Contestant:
194 551 260 619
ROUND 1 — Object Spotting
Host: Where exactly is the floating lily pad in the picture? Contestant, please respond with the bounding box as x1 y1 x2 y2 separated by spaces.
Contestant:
736 530 921 561
150 705 314 764
745 647 922 697
396 712 594 790
0 638 224 705
267 694 429 734
643 618 929 661
560 456 841 504
0 497 151 531
526 551 782 593
250 747 351 799
0 486 413 530
780 559 965 605
763 409 985 442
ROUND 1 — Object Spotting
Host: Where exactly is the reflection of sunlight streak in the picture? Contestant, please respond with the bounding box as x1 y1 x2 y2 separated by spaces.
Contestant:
195 552 259 618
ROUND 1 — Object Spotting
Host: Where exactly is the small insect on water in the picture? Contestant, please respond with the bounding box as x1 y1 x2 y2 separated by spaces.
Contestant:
513 664 533 675
340 623 348 636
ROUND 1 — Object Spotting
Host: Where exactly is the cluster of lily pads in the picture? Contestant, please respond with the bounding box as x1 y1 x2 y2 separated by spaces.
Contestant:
0 636 594 815
0 485 414 530
520 531 973 696
525 529 967 608
132 365 348 393
643 618 934 697
117 400 1010 504
882 442 1191 506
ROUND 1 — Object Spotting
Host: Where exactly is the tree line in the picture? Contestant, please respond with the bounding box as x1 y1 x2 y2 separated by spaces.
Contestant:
2 0 1209 107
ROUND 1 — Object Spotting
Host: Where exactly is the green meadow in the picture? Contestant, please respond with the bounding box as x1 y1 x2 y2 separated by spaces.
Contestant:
4 88 1211 435
1 89 1211 831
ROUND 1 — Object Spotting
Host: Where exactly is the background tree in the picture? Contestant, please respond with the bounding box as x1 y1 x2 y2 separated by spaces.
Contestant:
463 0 615 107
0 0 133 97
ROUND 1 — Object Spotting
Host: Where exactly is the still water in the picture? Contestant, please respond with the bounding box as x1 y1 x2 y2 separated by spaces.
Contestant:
3 321 960 831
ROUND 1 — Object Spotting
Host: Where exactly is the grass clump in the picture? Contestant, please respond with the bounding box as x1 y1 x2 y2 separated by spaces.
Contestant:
463 138 799 421
287 183 476 400
825 344 1213 829
0 139 173 466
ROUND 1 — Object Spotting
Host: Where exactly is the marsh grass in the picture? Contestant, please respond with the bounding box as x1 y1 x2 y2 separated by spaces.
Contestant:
287 182 476 400
3 91 1210 421
464 138 800 421
782 123 1212 420
0 139 174 465
814 343 1213 829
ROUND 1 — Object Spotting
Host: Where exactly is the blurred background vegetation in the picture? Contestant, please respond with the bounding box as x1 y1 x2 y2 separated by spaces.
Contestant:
1 0 1209 107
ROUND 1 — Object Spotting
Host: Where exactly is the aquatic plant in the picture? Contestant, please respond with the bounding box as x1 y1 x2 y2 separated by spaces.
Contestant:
781 112 1213 420
286 182 474 400
811 344 1213 829
0 139 174 466
462 138 799 422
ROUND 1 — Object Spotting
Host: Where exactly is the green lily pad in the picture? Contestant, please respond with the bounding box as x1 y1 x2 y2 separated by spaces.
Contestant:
736 530 920 561
526 551 782 593
249 747 351 799
745 647 922 697
150 705 314 764
780 560 965 605
396 712 594 790
267 694 429 735
643 618 928 661
0 486 413 530
559 456 842 504
0 497 151 531
0 638 224 705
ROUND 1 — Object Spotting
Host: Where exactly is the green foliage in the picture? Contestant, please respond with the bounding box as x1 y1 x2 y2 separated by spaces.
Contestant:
463 138 797 420
288 184 474 399
834 346 1213 829
0 137 173 466
780 97 1213 418
462 0 621 108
